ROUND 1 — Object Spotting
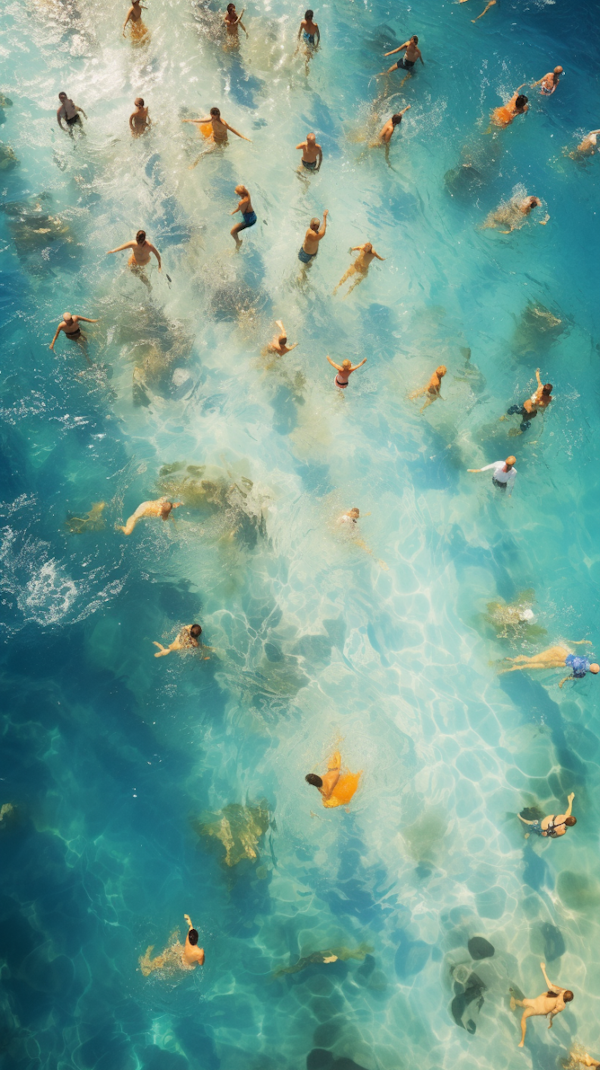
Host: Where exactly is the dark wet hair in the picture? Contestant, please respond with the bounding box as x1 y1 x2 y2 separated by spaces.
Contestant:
565 816 576 826
563 991 574 1002
305 10 314 19
136 229 146 243
305 773 323 788
58 91 67 99
543 383 552 394
190 624 202 638
227 2 236 9
135 97 144 107
392 113 402 124
411 35 418 42
280 336 287 344
516 94 528 108
210 107 221 117
188 929 199 945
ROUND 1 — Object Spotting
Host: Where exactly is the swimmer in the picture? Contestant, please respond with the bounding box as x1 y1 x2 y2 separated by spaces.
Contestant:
266 320 299 356
305 751 362 809
337 507 360 526
499 642 599 688
56 92 87 135
468 456 516 495
129 97 151 136
298 210 328 269
471 1 496 23
297 9 320 47
481 195 544 232
107 230 162 279
123 0 148 37
518 792 576 839
409 365 447 412
140 914 205 976
296 132 323 173
229 184 257 248
153 623 209 658
505 368 553 432
531 66 563 96
566 1048 600 1069
571 129 600 157
381 35 424 77
326 355 367 389
224 3 248 37
184 107 251 165
332 242 385 297
49 312 98 357
491 88 529 127
117 496 182 536
510 963 573 1047
378 106 411 144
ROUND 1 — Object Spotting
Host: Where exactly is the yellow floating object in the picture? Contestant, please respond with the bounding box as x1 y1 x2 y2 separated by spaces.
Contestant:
200 123 214 139
322 771 362 808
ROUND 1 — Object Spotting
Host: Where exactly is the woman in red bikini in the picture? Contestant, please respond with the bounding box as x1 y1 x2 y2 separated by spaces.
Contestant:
326 355 367 389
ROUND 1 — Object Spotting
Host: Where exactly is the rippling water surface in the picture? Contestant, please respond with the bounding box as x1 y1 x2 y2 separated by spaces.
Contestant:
1 0 600 1067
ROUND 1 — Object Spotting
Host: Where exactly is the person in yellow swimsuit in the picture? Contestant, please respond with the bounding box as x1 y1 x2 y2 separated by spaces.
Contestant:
116 496 182 536
305 751 362 808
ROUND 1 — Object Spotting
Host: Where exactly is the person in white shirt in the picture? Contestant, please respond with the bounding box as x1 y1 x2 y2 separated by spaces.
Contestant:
468 456 517 495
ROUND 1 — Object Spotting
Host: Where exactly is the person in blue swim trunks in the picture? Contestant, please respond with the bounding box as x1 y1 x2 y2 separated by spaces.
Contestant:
518 792 576 839
298 9 320 48
230 184 257 247
499 641 599 688
296 132 322 173
381 35 424 77
298 210 328 268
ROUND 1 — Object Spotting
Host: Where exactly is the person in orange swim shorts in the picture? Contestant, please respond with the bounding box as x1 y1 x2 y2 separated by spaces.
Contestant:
305 751 362 808
492 87 529 127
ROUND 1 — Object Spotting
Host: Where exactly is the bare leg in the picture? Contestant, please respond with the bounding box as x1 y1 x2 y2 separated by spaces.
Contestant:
153 642 171 658
333 267 354 295
472 0 496 20
231 222 245 249
519 1009 535 1047
344 272 368 298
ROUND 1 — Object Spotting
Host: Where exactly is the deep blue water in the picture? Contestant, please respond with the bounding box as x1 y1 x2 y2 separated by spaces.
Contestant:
1 0 599 1068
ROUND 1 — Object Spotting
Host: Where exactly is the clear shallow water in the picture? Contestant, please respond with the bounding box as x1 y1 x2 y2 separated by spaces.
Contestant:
1 0 599 1067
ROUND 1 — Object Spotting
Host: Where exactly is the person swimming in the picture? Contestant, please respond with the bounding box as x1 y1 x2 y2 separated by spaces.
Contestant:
106 229 162 275
140 914 205 976
518 792 576 838
570 129 600 157
184 107 251 165
298 9 320 47
56 92 87 134
230 184 257 247
129 97 151 136
224 3 248 39
305 750 362 808
296 132 323 172
153 623 208 658
378 107 411 145
49 312 98 356
266 320 299 356
409 365 447 411
337 507 360 526
491 89 529 127
531 66 563 96
117 497 182 536
510 963 573 1047
298 211 328 266
333 243 385 297
505 368 553 431
468 456 517 495
381 35 424 76
123 0 148 39
499 641 599 687
481 195 544 232
326 355 367 389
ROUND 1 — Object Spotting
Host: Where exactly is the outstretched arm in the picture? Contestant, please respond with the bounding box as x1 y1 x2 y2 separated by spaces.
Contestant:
275 320 285 332
373 250 385 260
517 813 537 825
540 963 562 993
326 355 342 372
147 242 162 270
384 45 404 57
49 325 62 350
182 117 212 124
77 317 99 324
225 122 251 141
123 9 133 33
318 210 329 238
564 793 575 817
107 242 135 254
184 914 194 929
76 105 88 119
350 358 367 371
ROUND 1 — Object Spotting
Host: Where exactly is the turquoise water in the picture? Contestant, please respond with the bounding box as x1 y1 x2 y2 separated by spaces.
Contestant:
1 0 600 1067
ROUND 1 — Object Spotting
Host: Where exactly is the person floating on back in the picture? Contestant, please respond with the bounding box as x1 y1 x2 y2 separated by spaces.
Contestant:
468 456 516 495
499 641 599 687
517 792 576 838
505 368 553 432
130 97 151 136
296 132 323 173
57 92 87 135
381 35 424 77
530 66 563 96
510 963 573 1047
409 365 447 412
298 210 328 268
333 243 385 297
327 355 367 390
153 624 208 658
305 751 362 809
230 184 257 247
491 88 529 127
117 497 182 536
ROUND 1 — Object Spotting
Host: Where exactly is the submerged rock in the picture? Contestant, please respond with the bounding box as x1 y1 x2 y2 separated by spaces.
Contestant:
540 922 565 963
511 301 566 357
482 591 547 640
468 936 495 960
193 800 270 866
64 502 106 534
0 142 19 170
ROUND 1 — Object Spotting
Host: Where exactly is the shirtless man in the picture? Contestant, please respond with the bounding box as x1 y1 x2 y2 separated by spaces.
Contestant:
123 0 148 38
49 312 98 354
378 106 411 144
571 129 600 157
333 243 385 297
56 92 87 134
230 184 257 247
107 230 162 276
531 66 563 96
510 963 573 1047
327 355 367 389
266 320 299 356
224 3 247 38
381 35 424 77
184 107 251 165
140 914 205 976
153 623 209 658
296 132 323 173
298 210 328 268
482 195 544 232
491 89 529 127
298 10 320 47
117 496 182 536
505 368 553 432
129 97 151 136
518 793 576 839
499 641 599 688
409 365 447 412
